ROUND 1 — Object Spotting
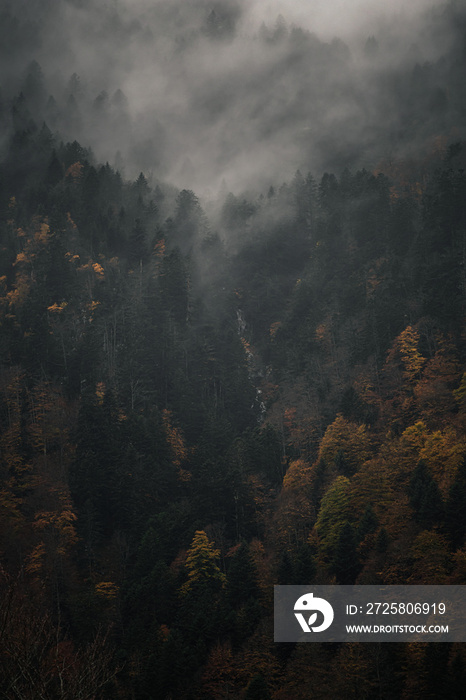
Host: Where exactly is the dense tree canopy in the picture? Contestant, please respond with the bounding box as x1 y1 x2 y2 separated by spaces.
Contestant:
1 2 466 697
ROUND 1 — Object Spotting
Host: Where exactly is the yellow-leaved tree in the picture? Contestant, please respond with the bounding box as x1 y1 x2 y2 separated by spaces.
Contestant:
314 475 352 557
180 530 226 597
318 413 371 476
397 325 425 383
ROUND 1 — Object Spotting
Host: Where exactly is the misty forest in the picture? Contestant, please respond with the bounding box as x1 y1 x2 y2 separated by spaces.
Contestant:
1 0 466 697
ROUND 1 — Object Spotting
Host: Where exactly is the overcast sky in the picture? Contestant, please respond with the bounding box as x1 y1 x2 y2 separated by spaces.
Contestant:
243 0 435 35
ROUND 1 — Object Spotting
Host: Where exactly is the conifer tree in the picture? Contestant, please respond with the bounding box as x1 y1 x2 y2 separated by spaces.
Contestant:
445 457 466 548
226 542 259 607
245 673 271 700
332 521 360 584
409 460 444 528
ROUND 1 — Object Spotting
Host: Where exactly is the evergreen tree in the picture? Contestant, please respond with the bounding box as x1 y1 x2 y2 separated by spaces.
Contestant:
332 521 360 584
128 217 147 266
46 149 64 188
245 673 271 700
357 503 378 541
445 457 466 548
376 527 389 553
409 460 444 528
448 651 466 700
226 542 259 608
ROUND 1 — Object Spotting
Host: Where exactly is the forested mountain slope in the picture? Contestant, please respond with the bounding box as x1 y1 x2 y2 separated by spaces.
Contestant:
1 1 466 698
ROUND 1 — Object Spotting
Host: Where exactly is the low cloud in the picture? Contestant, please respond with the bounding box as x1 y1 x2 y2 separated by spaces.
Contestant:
1 0 463 195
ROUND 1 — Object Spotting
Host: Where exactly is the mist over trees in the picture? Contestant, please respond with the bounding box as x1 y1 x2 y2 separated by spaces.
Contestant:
1 0 465 190
1 0 466 698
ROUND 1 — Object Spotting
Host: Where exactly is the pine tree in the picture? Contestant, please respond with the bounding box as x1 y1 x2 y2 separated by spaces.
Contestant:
357 503 378 541
227 542 259 608
46 150 64 188
445 457 466 548
409 460 444 528
128 218 147 267
332 521 360 584
245 673 271 700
